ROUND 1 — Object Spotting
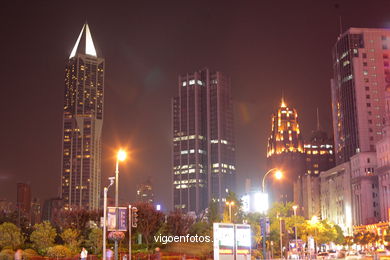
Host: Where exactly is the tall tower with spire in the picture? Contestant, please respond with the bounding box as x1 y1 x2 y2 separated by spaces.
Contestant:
266 98 305 203
61 23 104 210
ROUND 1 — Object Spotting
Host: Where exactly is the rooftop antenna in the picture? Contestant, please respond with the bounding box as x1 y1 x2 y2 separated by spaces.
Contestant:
316 107 321 131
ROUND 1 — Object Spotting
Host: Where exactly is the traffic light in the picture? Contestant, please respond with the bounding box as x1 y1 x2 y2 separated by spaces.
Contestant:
131 207 138 228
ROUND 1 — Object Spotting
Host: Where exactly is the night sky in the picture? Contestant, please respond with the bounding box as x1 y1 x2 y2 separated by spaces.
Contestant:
1 1 390 210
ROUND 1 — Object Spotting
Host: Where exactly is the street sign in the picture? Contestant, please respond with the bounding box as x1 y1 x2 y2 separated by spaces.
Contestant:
213 223 235 260
235 224 251 259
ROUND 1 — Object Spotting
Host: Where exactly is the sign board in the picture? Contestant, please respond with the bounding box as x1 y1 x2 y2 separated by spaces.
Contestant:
107 207 128 231
213 223 235 260
235 224 251 259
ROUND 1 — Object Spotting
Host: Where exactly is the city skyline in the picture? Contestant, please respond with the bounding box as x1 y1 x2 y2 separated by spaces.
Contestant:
1 1 390 211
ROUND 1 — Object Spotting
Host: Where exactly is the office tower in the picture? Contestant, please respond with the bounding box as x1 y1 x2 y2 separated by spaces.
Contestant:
375 67 390 222
42 197 63 222
266 99 305 203
301 127 335 218
30 198 41 225
136 178 154 204
331 28 390 165
61 23 104 210
17 183 31 214
172 68 235 213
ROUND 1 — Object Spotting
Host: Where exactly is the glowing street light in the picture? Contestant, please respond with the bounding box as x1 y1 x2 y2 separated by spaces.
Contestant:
310 215 319 254
262 168 283 193
115 149 127 207
226 201 235 223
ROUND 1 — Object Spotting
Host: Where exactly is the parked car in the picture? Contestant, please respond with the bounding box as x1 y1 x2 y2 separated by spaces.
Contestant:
317 252 330 259
327 250 337 259
345 251 363 259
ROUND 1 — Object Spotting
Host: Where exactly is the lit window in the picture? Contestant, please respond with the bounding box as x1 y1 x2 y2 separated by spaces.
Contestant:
189 80 195 85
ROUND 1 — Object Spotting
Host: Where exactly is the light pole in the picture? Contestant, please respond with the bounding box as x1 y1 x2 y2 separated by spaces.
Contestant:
115 149 127 207
114 149 126 260
261 168 283 260
103 177 115 260
292 205 298 245
225 201 235 222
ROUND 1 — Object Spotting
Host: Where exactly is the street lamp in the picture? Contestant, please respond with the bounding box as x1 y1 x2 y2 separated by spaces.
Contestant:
103 177 115 260
225 201 235 223
261 168 283 260
115 149 127 207
292 205 298 249
310 215 319 255
262 168 283 192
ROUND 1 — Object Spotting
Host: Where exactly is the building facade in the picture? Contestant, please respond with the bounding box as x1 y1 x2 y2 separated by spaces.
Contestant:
331 28 390 165
301 130 335 218
267 99 305 203
172 68 235 213
320 162 353 235
17 183 31 214
61 23 104 210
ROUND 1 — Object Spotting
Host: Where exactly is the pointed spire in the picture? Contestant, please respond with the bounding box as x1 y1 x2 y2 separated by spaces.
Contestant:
281 90 286 108
316 108 320 131
69 23 97 59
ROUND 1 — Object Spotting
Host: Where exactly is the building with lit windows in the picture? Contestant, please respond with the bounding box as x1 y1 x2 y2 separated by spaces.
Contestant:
301 129 335 218
267 99 305 203
172 68 235 213
136 178 154 204
331 28 390 165
61 23 104 210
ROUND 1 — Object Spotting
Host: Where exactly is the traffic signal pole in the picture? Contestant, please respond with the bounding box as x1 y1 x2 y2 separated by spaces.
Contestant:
128 205 132 260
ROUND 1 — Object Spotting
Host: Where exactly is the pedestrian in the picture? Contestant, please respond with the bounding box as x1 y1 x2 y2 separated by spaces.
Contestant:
80 247 88 260
106 248 114 260
155 247 161 260
14 249 22 260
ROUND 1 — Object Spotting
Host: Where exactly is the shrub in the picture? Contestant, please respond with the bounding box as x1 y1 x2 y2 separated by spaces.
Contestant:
0 222 24 250
0 249 14 260
30 221 57 255
46 245 72 258
22 249 38 259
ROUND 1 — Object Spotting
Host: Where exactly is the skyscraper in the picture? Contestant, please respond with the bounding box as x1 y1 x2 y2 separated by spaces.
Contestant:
172 68 235 213
17 183 31 214
331 28 390 165
136 178 154 204
266 99 305 203
61 23 104 210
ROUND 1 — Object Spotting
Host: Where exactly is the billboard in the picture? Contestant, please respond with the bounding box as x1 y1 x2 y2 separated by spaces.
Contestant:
235 224 251 259
107 207 128 231
213 223 235 260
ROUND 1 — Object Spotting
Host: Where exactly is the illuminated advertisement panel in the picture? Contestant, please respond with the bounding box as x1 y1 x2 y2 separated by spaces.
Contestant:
235 224 251 259
107 207 117 231
213 223 235 260
107 207 128 231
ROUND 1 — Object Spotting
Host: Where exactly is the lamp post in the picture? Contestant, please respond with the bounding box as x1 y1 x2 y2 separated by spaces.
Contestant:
103 177 115 260
310 215 319 256
261 168 283 260
292 205 298 246
114 149 126 260
225 201 235 223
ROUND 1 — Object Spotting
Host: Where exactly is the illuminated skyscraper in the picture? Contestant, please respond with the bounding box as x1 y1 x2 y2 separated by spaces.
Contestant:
17 183 31 214
172 68 235 213
136 178 154 204
61 23 104 210
266 99 305 203
331 28 390 164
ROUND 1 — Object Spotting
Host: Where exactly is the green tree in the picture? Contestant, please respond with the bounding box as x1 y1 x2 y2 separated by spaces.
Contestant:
86 228 103 254
30 221 57 255
245 213 262 249
60 228 80 254
334 224 345 244
0 222 24 250
206 200 221 225
222 191 244 223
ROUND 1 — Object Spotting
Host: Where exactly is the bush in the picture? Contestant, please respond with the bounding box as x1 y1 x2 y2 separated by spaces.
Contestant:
46 245 73 258
0 222 24 250
0 249 14 260
22 249 38 259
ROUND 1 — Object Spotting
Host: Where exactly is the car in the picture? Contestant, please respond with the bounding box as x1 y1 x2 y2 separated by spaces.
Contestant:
327 250 337 259
345 251 363 259
317 252 330 259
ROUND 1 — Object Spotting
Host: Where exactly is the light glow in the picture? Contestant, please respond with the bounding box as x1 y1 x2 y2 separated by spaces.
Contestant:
117 149 127 161
274 170 283 180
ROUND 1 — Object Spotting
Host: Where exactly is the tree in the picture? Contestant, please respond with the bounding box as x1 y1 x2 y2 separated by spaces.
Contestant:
86 228 103 255
167 210 195 236
30 221 57 255
0 222 24 250
206 200 221 225
133 202 164 248
334 224 345 245
245 213 262 249
53 209 100 235
222 191 244 223
60 228 81 254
